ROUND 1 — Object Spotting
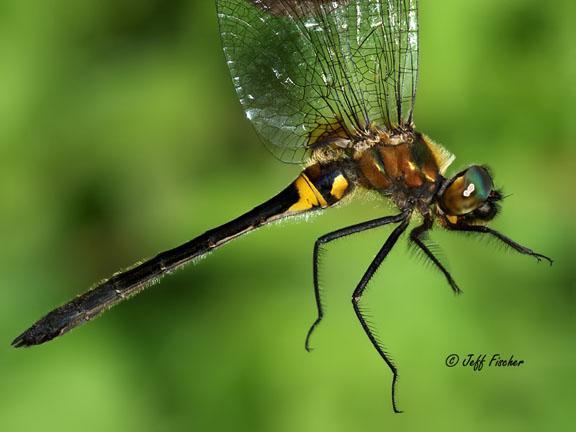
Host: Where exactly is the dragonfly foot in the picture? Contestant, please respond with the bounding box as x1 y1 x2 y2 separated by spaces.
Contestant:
533 253 553 266
304 319 321 353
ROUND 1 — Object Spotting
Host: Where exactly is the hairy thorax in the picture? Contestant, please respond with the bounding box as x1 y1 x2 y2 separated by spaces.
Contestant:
309 126 455 213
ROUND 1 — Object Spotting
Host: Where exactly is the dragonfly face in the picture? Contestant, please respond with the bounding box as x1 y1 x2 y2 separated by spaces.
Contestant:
437 165 503 226
13 0 552 415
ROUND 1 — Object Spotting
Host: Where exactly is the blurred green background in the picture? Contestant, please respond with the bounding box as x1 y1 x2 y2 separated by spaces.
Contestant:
1 0 574 430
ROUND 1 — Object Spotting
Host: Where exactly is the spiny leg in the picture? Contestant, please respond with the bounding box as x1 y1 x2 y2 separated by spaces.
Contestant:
447 224 553 265
410 215 462 294
305 212 409 352
352 217 410 414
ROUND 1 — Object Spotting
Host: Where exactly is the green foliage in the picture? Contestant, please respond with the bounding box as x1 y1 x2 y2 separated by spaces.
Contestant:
1 0 574 430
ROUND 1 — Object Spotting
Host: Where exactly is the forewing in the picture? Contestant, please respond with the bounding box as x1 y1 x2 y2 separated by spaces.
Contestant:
216 0 419 163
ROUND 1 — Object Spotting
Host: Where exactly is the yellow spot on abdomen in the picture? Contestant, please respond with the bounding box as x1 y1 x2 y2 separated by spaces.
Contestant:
330 174 348 200
288 174 327 212
447 215 458 224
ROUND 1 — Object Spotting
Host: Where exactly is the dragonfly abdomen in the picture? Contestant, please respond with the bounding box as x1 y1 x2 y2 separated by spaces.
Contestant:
288 164 351 212
12 165 352 347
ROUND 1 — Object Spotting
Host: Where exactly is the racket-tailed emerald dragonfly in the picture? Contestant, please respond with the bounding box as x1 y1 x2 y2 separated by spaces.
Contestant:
12 0 552 412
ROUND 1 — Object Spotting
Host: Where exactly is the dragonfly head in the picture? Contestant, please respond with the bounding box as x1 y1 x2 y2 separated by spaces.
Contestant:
437 165 502 226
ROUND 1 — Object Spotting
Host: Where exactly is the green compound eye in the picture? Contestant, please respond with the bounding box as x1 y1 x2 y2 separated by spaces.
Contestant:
440 165 494 216
463 166 492 201
462 166 492 201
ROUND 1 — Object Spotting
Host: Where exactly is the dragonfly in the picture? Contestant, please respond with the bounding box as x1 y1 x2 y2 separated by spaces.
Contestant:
12 0 552 412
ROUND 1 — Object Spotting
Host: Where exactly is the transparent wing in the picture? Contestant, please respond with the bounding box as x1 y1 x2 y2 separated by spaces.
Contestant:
216 0 419 163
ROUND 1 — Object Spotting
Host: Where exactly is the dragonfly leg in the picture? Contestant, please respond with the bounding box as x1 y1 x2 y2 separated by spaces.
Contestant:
351 216 410 414
305 212 409 352
410 215 462 294
447 224 553 265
